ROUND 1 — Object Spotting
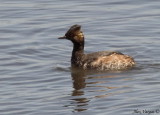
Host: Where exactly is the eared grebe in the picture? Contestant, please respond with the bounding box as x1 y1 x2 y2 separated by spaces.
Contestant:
58 25 135 71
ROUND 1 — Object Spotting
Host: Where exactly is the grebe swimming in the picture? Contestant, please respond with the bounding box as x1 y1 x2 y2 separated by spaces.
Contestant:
58 25 135 71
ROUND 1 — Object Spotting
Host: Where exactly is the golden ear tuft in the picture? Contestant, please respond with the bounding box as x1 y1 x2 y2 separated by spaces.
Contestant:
74 32 84 42
78 32 84 38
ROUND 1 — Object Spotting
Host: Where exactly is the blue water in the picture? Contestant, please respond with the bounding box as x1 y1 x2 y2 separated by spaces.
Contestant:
0 0 160 115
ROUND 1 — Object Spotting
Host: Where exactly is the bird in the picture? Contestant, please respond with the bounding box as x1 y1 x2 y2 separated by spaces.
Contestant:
58 24 135 71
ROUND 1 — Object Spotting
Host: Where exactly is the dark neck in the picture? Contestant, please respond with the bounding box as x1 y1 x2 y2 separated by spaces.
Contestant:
71 42 84 64
73 42 84 52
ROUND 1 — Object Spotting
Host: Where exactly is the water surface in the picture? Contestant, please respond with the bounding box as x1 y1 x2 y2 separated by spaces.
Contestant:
0 0 160 115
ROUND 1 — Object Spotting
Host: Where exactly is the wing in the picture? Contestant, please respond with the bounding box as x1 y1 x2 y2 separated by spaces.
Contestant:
85 51 123 60
83 51 135 70
82 51 124 67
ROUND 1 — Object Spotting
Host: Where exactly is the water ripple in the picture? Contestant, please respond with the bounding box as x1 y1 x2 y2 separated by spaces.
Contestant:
0 0 160 115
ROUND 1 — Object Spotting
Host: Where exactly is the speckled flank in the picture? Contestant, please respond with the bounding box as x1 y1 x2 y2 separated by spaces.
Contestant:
84 53 135 71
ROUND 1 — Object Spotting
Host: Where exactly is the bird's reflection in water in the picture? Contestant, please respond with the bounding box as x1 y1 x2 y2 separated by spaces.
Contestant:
70 67 88 112
69 66 131 112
